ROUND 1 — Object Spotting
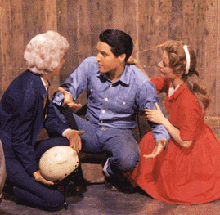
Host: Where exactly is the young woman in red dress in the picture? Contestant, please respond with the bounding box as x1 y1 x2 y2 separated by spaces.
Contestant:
131 40 220 204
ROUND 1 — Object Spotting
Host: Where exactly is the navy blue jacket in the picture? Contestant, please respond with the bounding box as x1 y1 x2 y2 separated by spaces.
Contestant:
0 70 69 175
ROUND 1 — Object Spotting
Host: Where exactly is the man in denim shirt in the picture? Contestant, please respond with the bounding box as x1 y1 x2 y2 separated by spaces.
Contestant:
53 29 170 190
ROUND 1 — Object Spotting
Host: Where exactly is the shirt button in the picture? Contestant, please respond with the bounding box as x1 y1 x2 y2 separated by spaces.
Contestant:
123 101 126 105
105 98 108 101
91 89 93 92
110 84 112 87
102 110 105 114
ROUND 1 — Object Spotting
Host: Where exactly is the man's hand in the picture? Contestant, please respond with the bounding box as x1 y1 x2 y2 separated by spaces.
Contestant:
64 129 85 153
33 170 54 186
58 87 82 110
143 139 167 159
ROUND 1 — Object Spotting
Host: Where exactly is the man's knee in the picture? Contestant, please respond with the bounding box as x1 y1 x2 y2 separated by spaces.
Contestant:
113 147 140 172
118 155 139 172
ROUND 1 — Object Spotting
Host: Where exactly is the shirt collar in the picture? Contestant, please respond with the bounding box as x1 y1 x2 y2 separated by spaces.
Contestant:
27 69 49 98
168 82 187 100
96 64 130 85
41 77 50 89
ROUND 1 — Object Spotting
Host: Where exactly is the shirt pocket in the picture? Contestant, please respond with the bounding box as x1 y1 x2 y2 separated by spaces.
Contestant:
87 85 106 105
114 96 135 114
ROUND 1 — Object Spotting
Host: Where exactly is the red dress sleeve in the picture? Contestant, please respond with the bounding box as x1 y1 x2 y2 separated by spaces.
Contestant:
150 78 170 94
177 89 203 141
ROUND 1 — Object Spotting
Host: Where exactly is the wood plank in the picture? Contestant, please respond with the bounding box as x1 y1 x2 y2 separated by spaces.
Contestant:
34 0 46 34
0 5 3 96
78 0 92 63
122 0 137 57
44 0 57 31
1 0 11 95
1 0 13 93
64 0 79 79
203 0 218 116
168 0 183 40
44 0 59 99
217 0 220 117
137 0 172 78
21 1 36 47
10 0 25 77
56 0 71 83
193 0 206 80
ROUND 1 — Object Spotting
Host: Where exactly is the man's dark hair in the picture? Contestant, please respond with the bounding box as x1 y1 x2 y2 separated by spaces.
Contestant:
99 29 133 61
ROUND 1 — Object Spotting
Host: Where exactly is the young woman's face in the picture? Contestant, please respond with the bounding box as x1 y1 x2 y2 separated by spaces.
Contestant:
158 51 177 81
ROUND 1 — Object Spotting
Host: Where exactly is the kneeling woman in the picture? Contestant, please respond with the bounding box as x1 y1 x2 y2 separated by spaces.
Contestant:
132 40 220 204
0 31 83 211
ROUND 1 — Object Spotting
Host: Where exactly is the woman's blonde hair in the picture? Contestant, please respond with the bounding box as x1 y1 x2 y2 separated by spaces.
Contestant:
24 30 69 75
159 40 210 110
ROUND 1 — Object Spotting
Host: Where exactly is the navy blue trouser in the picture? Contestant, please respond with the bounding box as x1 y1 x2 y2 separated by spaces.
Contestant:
5 137 69 211
69 114 140 177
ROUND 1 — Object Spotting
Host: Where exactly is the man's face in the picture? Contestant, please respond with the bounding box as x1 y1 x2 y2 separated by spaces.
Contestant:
96 41 121 74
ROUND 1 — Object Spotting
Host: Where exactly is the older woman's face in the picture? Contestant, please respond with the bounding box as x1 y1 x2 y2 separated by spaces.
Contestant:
158 51 177 81
51 58 65 76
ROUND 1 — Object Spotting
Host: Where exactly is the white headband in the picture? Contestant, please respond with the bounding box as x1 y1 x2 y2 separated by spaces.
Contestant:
183 45 190 74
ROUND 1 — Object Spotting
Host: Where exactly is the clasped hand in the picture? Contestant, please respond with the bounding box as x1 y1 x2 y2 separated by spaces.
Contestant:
144 102 165 124
58 87 82 110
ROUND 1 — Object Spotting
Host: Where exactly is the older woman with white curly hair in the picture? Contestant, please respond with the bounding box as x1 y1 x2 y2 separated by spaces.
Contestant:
0 30 84 211
24 30 69 74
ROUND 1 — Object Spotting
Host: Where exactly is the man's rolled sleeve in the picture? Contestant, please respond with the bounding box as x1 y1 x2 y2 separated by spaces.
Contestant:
52 57 93 106
52 91 65 106
138 80 170 146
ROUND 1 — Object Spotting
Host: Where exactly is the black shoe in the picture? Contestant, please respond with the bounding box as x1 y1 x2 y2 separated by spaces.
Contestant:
105 176 120 191
105 175 137 193
105 180 118 191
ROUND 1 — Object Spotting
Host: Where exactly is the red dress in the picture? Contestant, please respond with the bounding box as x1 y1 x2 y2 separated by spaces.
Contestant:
132 78 220 204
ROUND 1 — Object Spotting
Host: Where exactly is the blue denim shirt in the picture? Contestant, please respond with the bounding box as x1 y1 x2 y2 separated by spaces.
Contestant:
53 56 170 143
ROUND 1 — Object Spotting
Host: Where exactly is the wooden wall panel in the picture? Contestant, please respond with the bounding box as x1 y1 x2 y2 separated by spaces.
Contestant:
0 0 220 140
0 6 2 96
44 0 58 99
137 0 172 78
217 0 220 115
1 0 13 95
203 0 218 116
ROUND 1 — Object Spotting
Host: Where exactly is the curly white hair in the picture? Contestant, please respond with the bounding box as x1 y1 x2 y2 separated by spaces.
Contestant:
24 31 69 74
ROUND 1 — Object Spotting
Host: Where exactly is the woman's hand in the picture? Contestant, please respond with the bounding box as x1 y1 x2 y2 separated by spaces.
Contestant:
64 129 85 153
145 102 165 124
127 56 138 65
58 87 82 110
146 103 193 148
33 171 54 186
143 139 167 159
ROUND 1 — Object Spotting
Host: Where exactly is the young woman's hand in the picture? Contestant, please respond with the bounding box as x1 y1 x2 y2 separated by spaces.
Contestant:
145 102 165 124
143 139 167 159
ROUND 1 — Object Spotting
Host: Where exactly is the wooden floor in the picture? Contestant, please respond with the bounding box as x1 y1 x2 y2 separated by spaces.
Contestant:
1 182 220 215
